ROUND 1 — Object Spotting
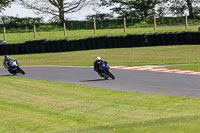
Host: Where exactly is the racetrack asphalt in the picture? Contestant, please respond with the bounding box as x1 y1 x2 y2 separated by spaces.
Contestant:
1 66 200 98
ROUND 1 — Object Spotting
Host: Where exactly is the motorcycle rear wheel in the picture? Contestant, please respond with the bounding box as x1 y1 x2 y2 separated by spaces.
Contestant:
104 76 108 80
8 69 17 75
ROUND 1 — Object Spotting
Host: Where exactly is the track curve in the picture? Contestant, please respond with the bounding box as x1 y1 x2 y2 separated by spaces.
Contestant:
1 66 200 98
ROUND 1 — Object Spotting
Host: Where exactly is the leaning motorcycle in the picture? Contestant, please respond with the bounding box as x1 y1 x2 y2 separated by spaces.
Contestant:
4 60 25 75
99 62 115 80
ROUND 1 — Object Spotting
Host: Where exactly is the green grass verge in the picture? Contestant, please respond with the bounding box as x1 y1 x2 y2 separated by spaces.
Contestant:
1 76 200 133
4 26 200 43
0 45 200 71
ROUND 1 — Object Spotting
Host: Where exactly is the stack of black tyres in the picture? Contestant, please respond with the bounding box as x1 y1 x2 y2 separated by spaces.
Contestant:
92 37 101 49
0 31 200 55
93 36 106 49
145 34 154 46
14 43 23 54
135 34 146 47
38 39 48 53
25 41 32 54
0 44 4 55
177 32 185 45
153 33 163 46
61 39 69 51
69 40 77 51
5 44 12 55
185 31 200 45
61 39 68 52
85 37 93 50
77 39 86 50
45 40 57 52
160 33 168 46
126 35 136 47
167 32 175 45
197 32 200 44
116 36 124 48
105 37 112 48
111 36 119 48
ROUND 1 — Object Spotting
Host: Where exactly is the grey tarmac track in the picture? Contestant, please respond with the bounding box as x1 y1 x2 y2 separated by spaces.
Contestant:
1 66 200 98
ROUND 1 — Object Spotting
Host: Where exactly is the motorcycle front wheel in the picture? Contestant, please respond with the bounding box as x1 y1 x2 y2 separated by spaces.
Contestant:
108 72 115 79
17 67 25 75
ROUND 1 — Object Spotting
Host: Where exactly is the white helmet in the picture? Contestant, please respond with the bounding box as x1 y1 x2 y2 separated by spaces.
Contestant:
4 55 9 60
96 56 101 61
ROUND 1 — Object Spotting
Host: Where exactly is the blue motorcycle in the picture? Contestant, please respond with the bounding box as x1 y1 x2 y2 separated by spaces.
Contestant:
99 61 115 80
4 59 25 75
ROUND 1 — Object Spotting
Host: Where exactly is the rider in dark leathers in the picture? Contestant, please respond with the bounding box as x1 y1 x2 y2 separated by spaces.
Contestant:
94 57 109 76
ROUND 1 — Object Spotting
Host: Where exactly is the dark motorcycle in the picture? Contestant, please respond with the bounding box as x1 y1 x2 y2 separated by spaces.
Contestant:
99 62 115 80
4 60 25 75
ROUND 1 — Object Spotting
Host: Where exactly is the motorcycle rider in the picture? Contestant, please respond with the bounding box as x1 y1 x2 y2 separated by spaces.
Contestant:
3 55 25 75
94 56 109 76
3 55 15 70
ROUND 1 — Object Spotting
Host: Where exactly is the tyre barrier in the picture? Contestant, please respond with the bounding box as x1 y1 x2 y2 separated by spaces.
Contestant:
0 31 200 55
134 34 146 47
5 44 12 55
25 39 48 54
94 36 107 49
125 34 145 47
85 37 94 50
184 31 200 44
45 40 62 52
117 36 126 48
176 32 185 45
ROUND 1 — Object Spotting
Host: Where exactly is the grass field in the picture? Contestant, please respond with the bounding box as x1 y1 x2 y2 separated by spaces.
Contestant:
3 25 200 43
0 45 199 71
1 76 200 133
1 26 200 132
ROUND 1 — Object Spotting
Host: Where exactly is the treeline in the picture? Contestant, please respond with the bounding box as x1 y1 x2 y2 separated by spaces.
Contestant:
0 16 43 28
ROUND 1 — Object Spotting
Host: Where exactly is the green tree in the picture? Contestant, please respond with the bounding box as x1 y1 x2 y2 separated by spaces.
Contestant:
169 0 187 16
185 0 200 18
86 12 113 21
19 0 93 23
0 0 14 11
100 0 162 20
100 0 200 19
164 0 200 18
186 0 194 18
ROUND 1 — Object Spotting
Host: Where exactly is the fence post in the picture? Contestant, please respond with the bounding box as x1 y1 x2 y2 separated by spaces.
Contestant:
185 14 188 30
64 23 66 36
3 27 6 41
124 17 126 32
34 25 36 39
154 15 157 31
94 19 96 34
